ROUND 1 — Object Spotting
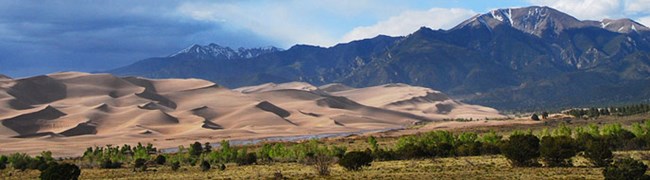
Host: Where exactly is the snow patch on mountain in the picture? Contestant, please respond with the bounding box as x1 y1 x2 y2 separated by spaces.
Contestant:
170 44 283 60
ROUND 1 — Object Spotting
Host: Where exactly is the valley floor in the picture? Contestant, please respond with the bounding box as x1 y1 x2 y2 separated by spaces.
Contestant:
1 154 611 179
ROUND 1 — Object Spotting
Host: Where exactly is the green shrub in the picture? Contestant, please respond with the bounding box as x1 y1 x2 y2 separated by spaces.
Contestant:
100 159 122 169
603 158 648 180
200 160 211 172
0 155 8 170
134 158 147 171
189 142 203 157
584 138 613 167
339 151 373 171
171 162 180 171
501 134 540 167
236 153 257 166
9 153 32 171
39 163 81 180
480 143 501 155
372 149 397 161
456 142 482 156
396 143 428 159
540 136 578 167
155 155 167 165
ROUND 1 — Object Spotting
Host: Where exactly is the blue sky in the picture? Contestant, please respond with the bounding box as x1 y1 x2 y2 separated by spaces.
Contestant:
1 0 650 77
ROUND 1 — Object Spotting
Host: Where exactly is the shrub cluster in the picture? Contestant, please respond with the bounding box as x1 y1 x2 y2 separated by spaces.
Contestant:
39 163 81 180
338 151 373 171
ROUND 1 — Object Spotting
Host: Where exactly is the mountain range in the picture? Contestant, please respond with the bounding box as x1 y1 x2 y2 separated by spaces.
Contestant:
109 6 650 111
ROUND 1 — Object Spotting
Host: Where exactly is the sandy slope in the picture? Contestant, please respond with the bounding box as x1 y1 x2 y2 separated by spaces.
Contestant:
0 73 507 156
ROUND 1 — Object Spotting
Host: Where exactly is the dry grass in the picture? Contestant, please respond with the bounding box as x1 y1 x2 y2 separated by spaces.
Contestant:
1 155 607 180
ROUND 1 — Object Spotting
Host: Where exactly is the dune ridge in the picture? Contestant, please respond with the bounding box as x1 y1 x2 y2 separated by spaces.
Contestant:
0 72 505 156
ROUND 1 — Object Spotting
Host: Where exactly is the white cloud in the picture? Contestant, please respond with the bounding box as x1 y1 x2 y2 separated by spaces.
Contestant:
528 0 621 20
341 8 477 43
177 2 341 47
639 16 650 27
624 0 650 14
528 0 650 24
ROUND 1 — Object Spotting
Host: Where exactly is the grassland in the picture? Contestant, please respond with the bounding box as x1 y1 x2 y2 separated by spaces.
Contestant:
0 154 605 179
8 150 650 179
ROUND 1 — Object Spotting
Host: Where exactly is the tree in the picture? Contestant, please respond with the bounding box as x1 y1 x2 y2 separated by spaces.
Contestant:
204 142 212 153
603 158 648 180
542 112 549 119
531 114 540 121
540 136 578 167
39 163 81 180
189 142 203 157
339 151 373 171
200 160 211 172
584 138 613 167
501 134 540 167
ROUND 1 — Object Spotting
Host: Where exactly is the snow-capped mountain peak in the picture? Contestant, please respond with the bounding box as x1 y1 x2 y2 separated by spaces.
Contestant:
453 6 649 37
169 44 283 60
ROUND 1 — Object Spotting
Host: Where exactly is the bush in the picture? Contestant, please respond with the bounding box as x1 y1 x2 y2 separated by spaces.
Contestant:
540 136 579 167
309 154 333 176
28 159 46 170
531 114 540 121
372 149 397 161
339 151 373 171
603 158 648 180
396 143 428 159
189 142 203 157
219 163 226 171
134 158 147 171
501 134 540 167
584 138 613 167
236 153 257 166
9 153 32 171
0 155 7 170
155 155 166 165
434 143 454 157
480 143 501 155
39 163 81 180
456 142 482 156
100 159 122 169
171 162 180 171
200 160 211 172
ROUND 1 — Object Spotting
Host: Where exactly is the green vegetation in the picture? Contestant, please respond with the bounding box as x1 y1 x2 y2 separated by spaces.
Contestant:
338 151 373 171
603 157 649 180
566 104 650 118
39 163 80 180
539 136 578 167
501 134 540 167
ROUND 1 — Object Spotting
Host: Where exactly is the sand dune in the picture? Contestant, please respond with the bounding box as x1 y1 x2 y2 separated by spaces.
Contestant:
0 73 506 156
326 83 506 120
234 82 318 93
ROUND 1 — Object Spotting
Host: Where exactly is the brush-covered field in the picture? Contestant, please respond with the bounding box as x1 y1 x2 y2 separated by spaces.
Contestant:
1 154 609 179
